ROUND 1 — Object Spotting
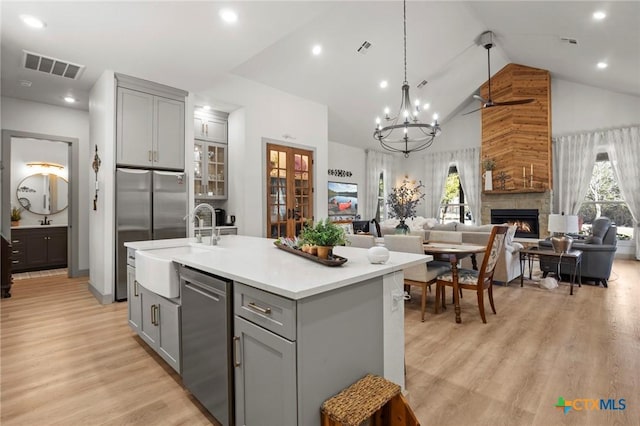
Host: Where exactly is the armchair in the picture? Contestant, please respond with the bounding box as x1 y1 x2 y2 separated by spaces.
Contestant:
539 217 617 287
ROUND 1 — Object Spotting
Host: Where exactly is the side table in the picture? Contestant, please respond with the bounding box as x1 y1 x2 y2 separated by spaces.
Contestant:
519 247 583 295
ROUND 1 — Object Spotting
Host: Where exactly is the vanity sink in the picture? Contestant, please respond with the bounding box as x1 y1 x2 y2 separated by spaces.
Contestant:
135 246 208 298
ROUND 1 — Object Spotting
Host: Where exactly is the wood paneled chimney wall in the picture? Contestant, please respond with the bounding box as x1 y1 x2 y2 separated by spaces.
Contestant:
480 63 551 193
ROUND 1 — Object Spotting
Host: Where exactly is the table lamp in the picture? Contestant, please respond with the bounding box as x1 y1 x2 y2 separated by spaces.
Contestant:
548 213 579 253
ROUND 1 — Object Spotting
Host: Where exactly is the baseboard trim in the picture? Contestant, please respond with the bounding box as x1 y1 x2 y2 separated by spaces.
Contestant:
87 282 113 305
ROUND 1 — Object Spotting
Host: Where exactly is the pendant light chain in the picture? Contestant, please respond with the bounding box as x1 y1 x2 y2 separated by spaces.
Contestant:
403 0 407 84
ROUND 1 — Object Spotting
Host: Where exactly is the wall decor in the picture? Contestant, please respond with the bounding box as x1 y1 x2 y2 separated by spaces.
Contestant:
328 181 358 219
327 169 352 178
92 145 101 211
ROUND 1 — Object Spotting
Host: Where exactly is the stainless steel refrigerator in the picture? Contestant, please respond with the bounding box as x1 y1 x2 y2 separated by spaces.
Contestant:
115 169 187 301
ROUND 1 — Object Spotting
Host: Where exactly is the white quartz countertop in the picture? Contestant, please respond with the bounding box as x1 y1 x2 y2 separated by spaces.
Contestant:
126 235 432 300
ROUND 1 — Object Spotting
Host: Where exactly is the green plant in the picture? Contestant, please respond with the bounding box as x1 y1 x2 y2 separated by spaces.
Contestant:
482 158 496 171
10 206 22 221
386 179 425 221
299 218 347 247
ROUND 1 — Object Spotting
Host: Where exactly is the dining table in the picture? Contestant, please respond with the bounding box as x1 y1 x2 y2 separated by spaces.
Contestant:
422 242 487 323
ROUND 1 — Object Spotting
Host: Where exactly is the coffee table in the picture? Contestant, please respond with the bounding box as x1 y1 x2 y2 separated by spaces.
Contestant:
519 247 583 295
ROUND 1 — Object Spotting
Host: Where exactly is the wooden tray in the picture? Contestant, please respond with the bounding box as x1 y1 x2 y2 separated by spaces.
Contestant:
274 242 348 267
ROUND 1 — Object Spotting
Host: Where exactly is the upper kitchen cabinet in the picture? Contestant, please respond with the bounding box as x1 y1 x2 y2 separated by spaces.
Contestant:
194 109 228 143
116 74 187 170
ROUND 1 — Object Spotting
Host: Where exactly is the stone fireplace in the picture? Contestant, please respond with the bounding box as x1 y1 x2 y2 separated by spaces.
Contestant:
481 191 552 239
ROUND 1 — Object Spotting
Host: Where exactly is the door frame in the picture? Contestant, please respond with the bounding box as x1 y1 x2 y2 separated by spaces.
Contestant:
1 129 80 277
262 138 316 238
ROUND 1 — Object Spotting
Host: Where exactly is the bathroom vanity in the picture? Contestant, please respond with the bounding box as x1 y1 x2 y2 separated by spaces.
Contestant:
10 226 67 273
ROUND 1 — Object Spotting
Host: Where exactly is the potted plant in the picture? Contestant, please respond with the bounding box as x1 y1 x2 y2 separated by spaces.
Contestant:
386 179 425 234
10 206 22 226
482 158 496 191
299 218 347 259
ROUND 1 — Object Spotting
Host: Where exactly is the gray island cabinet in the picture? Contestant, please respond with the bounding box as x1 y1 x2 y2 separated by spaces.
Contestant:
125 235 430 426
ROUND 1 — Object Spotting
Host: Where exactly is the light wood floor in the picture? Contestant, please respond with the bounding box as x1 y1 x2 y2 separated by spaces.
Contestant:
1 260 638 425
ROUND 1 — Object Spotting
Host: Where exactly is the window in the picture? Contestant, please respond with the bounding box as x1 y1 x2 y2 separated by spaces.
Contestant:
375 171 385 222
439 165 471 224
578 152 633 240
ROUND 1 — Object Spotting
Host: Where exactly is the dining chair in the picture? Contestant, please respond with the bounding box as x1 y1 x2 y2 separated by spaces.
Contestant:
346 234 376 249
384 235 451 322
435 225 508 323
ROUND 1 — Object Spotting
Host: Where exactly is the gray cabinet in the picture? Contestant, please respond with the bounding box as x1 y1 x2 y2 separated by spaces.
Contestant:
116 75 186 170
234 316 297 426
194 113 227 143
127 265 141 333
136 283 181 373
233 280 385 426
194 140 228 200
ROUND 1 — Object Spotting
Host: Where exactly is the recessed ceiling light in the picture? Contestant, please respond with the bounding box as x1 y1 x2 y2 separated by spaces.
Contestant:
597 62 608 69
20 14 46 29
64 96 76 103
422 103 430 110
219 9 238 23
202 105 211 111
312 45 322 56
19 79 32 87
593 11 606 20
379 80 388 89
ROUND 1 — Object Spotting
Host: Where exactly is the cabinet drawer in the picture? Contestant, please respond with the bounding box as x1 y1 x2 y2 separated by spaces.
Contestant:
234 283 296 341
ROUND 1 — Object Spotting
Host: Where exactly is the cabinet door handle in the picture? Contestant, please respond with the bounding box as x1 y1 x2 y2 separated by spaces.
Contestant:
150 304 156 325
12 250 19 254
12 240 20 243
205 123 208 136
148 150 153 162
154 305 159 326
201 123 205 134
134 280 139 297
12 260 19 264
233 336 241 367
154 151 158 162
247 302 272 315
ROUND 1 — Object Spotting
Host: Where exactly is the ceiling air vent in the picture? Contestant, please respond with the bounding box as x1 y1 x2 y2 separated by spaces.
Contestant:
23 50 85 80
357 41 372 54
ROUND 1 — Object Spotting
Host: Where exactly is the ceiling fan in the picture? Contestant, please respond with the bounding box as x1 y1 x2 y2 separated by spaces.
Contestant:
464 31 535 115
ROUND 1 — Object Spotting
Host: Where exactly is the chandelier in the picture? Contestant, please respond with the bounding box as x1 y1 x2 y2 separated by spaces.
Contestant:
373 0 441 157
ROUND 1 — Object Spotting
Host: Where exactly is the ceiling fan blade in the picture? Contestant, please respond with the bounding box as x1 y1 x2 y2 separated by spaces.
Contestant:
472 94 487 102
493 99 535 106
462 106 483 116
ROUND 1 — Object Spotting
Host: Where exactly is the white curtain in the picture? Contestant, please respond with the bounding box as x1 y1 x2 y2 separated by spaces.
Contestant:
455 147 481 224
606 126 640 259
552 133 600 214
423 151 453 219
365 149 394 220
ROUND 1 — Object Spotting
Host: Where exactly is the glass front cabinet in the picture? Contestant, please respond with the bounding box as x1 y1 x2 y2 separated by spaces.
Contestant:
194 140 227 200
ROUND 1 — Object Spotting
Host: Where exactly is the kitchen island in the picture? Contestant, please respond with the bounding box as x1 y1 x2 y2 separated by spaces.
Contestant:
125 235 431 426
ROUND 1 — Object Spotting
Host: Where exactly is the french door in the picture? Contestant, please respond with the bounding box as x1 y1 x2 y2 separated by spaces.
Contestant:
266 143 314 238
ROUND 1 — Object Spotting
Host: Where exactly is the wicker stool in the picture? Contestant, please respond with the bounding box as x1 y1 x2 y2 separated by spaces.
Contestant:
320 374 420 426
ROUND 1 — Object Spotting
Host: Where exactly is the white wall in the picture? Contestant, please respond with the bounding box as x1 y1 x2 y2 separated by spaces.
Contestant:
552 79 640 136
1 96 90 272
11 138 69 226
200 74 328 237
88 71 116 301
327 141 365 219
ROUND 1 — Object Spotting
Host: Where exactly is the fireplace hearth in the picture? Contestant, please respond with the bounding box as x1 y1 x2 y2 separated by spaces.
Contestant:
491 209 539 239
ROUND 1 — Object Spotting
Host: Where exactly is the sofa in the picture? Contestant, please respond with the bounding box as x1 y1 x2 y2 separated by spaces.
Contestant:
538 217 617 287
379 218 523 284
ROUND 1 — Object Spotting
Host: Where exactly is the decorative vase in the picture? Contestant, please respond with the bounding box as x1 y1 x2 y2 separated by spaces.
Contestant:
367 242 390 264
483 170 493 191
395 219 410 235
11 220 19 227
309 245 318 256
316 246 332 259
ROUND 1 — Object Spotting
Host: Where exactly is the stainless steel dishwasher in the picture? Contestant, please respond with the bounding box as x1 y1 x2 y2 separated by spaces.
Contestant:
180 265 233 426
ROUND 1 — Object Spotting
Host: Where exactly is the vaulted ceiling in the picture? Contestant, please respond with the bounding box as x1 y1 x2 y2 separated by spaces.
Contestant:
2 1 639 150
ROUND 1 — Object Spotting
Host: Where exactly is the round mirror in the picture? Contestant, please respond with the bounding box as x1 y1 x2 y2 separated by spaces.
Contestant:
16 173 68 215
